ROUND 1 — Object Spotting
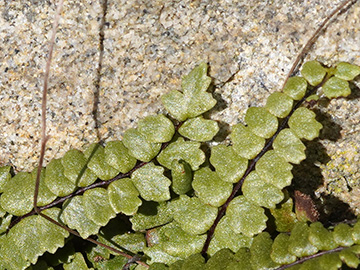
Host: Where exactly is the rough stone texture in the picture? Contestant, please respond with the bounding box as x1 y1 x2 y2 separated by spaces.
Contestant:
0 1 359 212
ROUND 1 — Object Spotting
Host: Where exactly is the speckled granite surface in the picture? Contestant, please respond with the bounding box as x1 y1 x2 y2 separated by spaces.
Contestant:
0 1 359 212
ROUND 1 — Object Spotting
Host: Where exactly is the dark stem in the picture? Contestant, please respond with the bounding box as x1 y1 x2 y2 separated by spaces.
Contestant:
34 0 64 213
275 246 346 270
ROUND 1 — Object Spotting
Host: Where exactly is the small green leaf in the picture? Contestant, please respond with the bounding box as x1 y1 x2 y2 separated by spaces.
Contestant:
334 62 360 81
149 263 169 270
306 94 319 101
123 128 161 162
157 137 205 170
271 233 297 264
108 178 142 215
60 196 101 239
230 123 265 159
63 253 90 270
0 212 12 234
242 171 284 209
84 143 119 180
130 201 173 231
83 188 116 226
204 249 237 270
162 63 216 121
270 196 297 232
178 117 219 141
2 208 69 268
288 222 318 257
273 128 306 164
229 248 252 270
283 76 308 100
98 221 146 255
175 253 205 270
61 149 98 187
210 145 248 183
352 219 360 244
131 163 171 202
339 249 360 268
0 166 11 193
145 222 206 261
288 107 323 140
265 92 293 118
171 195 217 235
93 255 128 270
333 223 354 247
301 60 327 86
144 244 182 265
208 216 253 256
250 232 280 269
0 233 30 270
309 222 337 250
255 150 293 189
350 245 360 255
138 115 175 143
104 140 137 173
322 76 351 98
45 158 76 197
1 170 56 216
192 167 233 207
226 195 268 237
245 107 278 138
170 160 193 195
316 253 342 269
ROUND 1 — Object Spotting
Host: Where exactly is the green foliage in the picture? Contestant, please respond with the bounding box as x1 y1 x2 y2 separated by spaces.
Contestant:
208 217 252 256
245 107 278 138
210 145 248 183
131 163 171 202
162 62 216 121
107 179 142 215
1 170 56 216
178 117 219 142
157 137 205 170
171 195 217 235
1 60 360 270
123 128 162 162
288 222 318 257
226 196 268 237
301 60 327 86
60 195 102 238
230 123 265 159
334 62 360 81
322 76 351 98
255 150 293 189
265 92 294 118
138 115 175 143
0 208 69 269
273 128 306 164
62 149 98 187
0 166 11 193
242 171 284 209
170 160 193 195
192 167 233 207
104 140 137 173
288 107 323 140
283 76 308 100
84 144 119 180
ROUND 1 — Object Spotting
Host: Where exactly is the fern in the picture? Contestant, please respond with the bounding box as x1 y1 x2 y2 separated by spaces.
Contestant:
1 1 360 269
1 58 359 269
